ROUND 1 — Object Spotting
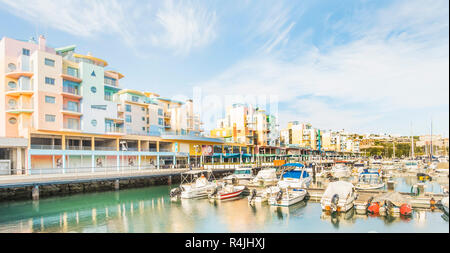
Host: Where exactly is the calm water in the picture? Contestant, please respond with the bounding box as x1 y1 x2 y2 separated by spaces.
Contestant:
0 176 448 233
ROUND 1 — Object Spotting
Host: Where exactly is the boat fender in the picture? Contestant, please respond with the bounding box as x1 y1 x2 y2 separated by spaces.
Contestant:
430 198 436 207
400 204 412 216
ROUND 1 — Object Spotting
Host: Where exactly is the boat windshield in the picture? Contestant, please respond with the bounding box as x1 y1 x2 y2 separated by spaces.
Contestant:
359 174 381 184
406 162 417 166
235 170 251 175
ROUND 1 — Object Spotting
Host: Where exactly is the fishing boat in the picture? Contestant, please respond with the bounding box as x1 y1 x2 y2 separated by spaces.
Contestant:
330 164 351 178
267 186 307 207
355 172 385 190
223 167 254 183
169 170 217 200
277 163 312 189
247 168 278 187
321 181 357 213
208 183 245 201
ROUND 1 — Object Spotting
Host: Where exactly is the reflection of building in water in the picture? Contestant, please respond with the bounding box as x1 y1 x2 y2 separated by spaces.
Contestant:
217 198 272 232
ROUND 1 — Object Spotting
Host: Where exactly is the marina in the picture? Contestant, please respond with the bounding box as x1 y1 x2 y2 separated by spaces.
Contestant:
0 158 448 233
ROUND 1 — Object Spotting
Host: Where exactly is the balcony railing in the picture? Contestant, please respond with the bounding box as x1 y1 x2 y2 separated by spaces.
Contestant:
63 105 80 112
63 122 81 130
30 144 62 150
105 126 124 133
63 85 80 96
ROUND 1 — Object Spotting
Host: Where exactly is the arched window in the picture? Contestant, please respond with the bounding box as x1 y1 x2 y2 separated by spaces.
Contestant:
7 63 16 72
8 117 17 124
7 81 17 90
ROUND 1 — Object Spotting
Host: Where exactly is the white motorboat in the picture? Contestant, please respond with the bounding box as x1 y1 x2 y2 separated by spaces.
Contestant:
267 186 307 207
277 163 311 189
355 172 385 190
223 167 254 183
331 164 351 178
170 170 217 200
208 183 245 201
321 181 356 213
248 168 278 187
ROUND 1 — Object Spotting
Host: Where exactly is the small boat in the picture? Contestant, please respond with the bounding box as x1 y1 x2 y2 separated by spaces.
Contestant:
208 183 245 201
247 168 278 187
371 192 412 216
331 164 351 178
223 167 254 183
355 171 385 190
170 170 217 200
267 186 307 207
277 163 311 189
247 188 269 204
321 181 356 213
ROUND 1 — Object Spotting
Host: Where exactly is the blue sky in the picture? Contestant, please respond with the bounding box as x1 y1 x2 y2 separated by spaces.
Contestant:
0 0 448 136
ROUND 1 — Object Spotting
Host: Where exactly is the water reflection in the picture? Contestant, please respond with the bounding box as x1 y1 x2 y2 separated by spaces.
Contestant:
0 183 448 233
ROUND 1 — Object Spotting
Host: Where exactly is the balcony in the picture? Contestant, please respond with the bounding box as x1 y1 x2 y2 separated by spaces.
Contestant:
61 69 81 83
61 105 82 116
105 125 125 135
5 71 33 80
30 144 62 150
5 83 34 97
6 105 34 114
63 122 81 132
61 86 82 99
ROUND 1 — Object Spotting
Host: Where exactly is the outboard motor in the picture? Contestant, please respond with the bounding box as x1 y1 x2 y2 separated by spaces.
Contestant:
169 186 182 199
249 189 257 202
276 190 283 202
231 177 238 185
331 194 339 213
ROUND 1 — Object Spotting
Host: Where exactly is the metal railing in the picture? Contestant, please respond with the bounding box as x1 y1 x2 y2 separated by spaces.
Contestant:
30 144 62 150
62 85 80 95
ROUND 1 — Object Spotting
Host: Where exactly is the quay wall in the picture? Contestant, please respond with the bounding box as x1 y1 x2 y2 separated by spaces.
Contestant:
0 170 232 202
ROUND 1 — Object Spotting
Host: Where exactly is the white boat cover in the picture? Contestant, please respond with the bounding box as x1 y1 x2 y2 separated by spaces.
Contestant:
322 181 354 199
372 192 411 206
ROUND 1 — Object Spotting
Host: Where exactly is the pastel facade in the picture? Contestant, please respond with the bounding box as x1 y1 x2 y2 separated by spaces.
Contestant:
0 36 249 175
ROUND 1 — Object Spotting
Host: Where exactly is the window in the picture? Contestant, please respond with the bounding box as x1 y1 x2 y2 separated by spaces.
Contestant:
142 117 145 121
22 48 30 56
45 114 56 122
104 90 113 101
45 96 56 103
90 86 97 93
91 119 97 126
125 104 131 112
7 81 17 90
141 107 145 111
125 115 132 123
158 118 164 125
91 70 96 77
45 77 55 85
104 76 116 86
91 105 107 110
44 58 55 67
8 99 16 108
67 118 79 129
142 127 145 131
7 63 16 72
131 96 139 102
8 117 17 124
67 101 78 111
158 108 163 116
67 67 78 77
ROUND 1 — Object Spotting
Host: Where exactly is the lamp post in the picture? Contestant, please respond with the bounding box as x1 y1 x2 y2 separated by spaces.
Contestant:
119 141 128 172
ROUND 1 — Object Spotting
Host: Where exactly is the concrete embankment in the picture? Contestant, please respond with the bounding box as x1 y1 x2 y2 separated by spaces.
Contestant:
0 169 232 202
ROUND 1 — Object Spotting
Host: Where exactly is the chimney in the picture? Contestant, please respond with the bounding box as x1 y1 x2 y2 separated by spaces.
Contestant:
38 35 46 51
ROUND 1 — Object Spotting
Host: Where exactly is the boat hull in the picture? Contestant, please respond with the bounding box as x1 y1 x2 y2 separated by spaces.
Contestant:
268 190 306 207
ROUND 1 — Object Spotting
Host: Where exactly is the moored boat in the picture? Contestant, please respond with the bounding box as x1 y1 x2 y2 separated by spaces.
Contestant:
267 186 307 207
208 183 245 201
321 181 356 213
170 170 217 200
355 171 385 190
277 163 311 189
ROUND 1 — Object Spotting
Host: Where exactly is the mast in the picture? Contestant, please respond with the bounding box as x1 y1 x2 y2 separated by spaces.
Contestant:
430 119 433 161
410 122 414 158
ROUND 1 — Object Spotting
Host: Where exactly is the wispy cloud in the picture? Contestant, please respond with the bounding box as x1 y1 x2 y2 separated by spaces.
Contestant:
0 0 218 56
197 0 449 135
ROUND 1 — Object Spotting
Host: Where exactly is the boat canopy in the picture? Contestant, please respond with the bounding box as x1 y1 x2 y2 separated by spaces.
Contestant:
372 192 410 206
322 181 354 199
281 163 305 168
